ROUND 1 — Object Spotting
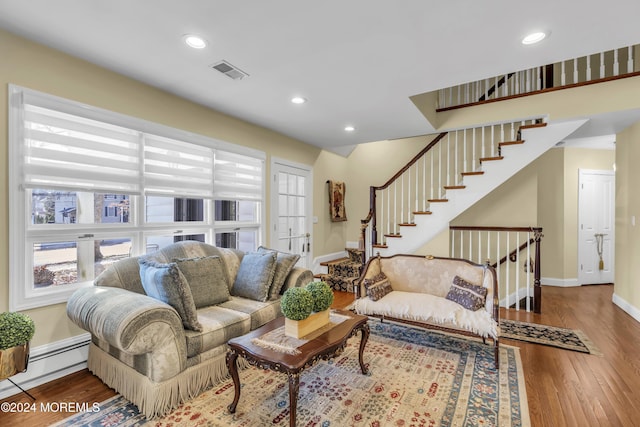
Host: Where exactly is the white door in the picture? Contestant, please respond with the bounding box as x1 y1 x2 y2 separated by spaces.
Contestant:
578 169 615 285
271 159 313 268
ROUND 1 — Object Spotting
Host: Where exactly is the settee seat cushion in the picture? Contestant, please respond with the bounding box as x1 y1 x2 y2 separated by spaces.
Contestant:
354 290 497 339
185 306 251 358
218 296 282 330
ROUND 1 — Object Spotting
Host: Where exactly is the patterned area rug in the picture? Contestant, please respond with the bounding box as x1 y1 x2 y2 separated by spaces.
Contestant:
500 319 601 355
55 322 529 427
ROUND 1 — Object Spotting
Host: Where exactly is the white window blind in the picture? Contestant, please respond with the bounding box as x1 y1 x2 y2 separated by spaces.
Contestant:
144 134 214 198
214 151 263 201
21 101 141 194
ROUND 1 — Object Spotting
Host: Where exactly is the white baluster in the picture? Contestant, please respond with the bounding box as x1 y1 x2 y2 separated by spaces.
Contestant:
485 78 489 101
407 167 410 223
586 55 591 81
423 153 426 212
487 231 491 265
573 58 578 84
515 71 520 94
401 173 404 225
439 138 443 196
494 76 499 100
600 52 605 79
393 180 397 235
515 232 520 311
477 230 482 264
468 230 472 260
460 230 464 258
628 46 634 73
454 130 458 185
430 146 434 200
503 75 508 97
500 123 505 143
491 125 495 157
457 84 461 106
472 128 476 172
451 229 455 258
380 189 384 242
614 49 619 76
496 231 500 306
525 69 531 92
481 126 486 159
506 232 510 308
561 61 566 85
387 186 390 238
446 131 458 185
526 231 531 312
463 129 467 174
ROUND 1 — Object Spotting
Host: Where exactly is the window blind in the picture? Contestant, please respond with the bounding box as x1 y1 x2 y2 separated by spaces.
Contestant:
144 134 214 198
21 103 141 194
214 151 263 201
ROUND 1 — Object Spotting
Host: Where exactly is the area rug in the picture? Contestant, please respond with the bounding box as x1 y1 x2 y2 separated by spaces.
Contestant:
54 322 529 427
500 319 601 355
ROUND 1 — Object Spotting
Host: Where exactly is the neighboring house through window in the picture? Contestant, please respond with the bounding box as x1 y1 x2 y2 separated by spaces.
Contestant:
8 85 265 310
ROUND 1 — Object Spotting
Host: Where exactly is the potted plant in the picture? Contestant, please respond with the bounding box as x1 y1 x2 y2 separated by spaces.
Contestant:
281 282 334 338
0 312 35 380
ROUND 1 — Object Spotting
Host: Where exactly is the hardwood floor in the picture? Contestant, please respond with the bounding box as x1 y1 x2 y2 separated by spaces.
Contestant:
2 284 639 426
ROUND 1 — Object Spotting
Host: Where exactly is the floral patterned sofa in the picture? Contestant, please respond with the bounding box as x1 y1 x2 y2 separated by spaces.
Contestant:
66 241 313 418
353 254 499 367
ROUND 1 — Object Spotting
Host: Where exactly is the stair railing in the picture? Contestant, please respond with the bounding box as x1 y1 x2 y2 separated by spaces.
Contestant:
450 226 543 313
438 44 639 110
360 117 544 259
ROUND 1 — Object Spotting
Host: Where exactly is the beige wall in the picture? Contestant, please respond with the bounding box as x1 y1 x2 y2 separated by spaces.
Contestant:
615 122 640 310
0 30 329 346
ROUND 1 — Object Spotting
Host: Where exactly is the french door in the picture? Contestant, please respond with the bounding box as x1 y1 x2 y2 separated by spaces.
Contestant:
270 159 313 268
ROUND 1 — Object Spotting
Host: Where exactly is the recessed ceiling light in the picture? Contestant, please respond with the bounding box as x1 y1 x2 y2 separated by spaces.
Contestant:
184 34 208 49
522 32 547 45
291 96 307 104
344 125 356 132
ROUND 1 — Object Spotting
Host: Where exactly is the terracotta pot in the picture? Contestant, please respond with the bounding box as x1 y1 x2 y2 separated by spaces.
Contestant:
0 342 30 380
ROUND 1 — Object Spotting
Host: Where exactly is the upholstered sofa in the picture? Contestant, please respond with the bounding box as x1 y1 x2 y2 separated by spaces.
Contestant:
67 241 313 418
353 254 499 366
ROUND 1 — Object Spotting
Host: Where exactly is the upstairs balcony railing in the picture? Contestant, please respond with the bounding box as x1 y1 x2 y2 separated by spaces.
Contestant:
437 44 640 111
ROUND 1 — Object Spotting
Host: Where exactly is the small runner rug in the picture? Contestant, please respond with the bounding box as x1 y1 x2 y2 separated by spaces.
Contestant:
500 319 601 355
54 322 529 427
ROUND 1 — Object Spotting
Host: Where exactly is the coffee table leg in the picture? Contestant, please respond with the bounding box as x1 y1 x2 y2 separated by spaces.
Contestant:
226 350 240 413
288 373 300 427
358 324 370 374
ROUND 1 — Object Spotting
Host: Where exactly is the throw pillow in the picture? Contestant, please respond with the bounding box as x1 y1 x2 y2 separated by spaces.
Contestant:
232 251 277 302
257 246 300 300
138 259 202 331
445 276 488 311
173 256 230 308
363 272 393 301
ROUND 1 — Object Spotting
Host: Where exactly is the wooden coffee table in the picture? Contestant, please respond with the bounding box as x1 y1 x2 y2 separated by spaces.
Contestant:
226 309 369 427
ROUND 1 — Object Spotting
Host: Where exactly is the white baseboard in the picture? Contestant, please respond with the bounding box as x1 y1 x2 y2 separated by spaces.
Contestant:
500 288 533 308
0 333 90 400
612 293 640 324
311 251 346 275
540 277 580 287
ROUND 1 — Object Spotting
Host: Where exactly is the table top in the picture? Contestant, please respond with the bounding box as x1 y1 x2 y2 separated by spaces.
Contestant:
227 309 368 372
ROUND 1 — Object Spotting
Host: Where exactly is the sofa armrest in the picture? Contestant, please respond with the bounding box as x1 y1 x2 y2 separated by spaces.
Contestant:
281 266 314 292
67 286 187 358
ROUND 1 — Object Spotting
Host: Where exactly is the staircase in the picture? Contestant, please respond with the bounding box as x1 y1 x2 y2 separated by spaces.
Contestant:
362 117 589 257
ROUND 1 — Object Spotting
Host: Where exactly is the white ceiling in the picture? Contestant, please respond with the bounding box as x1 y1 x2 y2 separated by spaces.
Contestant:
2 0 640 155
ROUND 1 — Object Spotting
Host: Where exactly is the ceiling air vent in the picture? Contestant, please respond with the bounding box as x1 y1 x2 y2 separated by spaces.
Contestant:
210 60 249 80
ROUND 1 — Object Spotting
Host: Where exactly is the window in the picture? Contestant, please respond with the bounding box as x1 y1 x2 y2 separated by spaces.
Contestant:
9 85 265 310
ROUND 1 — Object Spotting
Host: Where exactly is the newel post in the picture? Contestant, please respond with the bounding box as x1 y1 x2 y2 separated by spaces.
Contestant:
370 186 377 246
533 228 543 313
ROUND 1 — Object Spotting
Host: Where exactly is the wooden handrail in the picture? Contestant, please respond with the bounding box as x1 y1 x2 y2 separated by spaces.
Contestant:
437 70 640 112
360 132 448 248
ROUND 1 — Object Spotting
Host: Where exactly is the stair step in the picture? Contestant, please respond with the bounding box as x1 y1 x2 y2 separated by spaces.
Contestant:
461 171 484 177
320 257 349 266
519 122 547 131
372 244 388 249
399 223 417 227
444 185 466 190
413 211 432 215
428 198 448 203
479 156 504 163
499 140 525 147
384 233 402 238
